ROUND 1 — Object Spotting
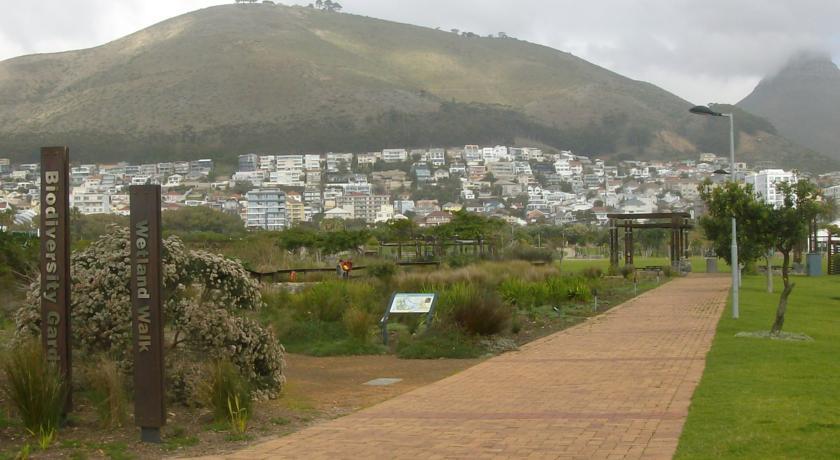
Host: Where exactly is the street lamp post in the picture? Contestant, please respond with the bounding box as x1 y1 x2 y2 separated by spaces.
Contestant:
690 105 739 318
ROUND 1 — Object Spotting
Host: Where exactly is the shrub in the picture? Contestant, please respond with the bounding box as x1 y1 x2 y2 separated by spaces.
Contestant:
1 339 66 434
15 227 285 400
565 278 593 302
85 357 128 429
503 244 554 263
366 260 397 281
434 282 478 318
200 360 251 424
620 265 635 279
342 306 374 342
581 267 603 280
292 280 378 322
445 254 479 269
450 290 510 336
498 278 547 309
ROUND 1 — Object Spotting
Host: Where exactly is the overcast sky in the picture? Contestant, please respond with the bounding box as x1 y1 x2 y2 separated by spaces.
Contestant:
1 0 838 104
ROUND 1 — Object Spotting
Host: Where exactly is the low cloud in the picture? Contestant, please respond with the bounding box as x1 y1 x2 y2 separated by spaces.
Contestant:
1 0 838 103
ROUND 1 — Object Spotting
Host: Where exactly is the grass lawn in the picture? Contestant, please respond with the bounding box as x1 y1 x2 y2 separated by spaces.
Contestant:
676 274 840 459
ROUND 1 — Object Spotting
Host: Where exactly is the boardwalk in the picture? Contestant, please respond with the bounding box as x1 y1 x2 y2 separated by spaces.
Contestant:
207 274 730 459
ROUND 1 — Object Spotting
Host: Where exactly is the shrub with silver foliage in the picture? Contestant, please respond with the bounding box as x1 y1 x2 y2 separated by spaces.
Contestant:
15 226 284 400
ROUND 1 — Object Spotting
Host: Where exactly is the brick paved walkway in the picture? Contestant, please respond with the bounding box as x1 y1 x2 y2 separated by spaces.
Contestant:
207 274 730 459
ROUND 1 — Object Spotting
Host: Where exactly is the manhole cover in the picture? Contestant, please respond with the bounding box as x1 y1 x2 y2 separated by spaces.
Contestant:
363 378 402 386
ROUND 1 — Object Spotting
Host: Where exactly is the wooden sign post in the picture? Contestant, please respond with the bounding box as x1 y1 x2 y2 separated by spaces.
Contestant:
129 185 166 443
40 146 72 414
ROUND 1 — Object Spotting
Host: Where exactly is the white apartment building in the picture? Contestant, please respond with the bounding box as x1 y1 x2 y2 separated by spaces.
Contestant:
381 149 408 162
232 170 267 186
245 189 286 230
746 169 798 208
356 152 378 165
429 148 446 167
72 190 111 215
259 155 276 171
276 155 304 171
554 159 572 178
304 154 322 170
464 145 482 162
268 171 304 187
336 194 391 223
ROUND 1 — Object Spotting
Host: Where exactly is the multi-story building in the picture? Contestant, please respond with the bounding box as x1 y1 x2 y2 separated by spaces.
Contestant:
356 152 378 166
173 161 190 175
245 189 286 230
429 148 446 167
259 155 276 171
157 162 174 176
71 190 111 215
464 145 481 163
0 158 10 174
746 169 798 208
304 154 322 170
336 193 390 223
285 192 306 226
381 149 408 162
238 154 259 172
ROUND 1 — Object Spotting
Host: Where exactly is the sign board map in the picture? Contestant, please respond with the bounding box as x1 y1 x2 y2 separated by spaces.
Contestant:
389 293 436 314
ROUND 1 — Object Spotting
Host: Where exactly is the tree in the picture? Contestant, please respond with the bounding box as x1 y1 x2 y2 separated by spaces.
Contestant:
699 180 826 335
698 180 773 269
433 210 504 240
766 181 825 334
276 226 318 255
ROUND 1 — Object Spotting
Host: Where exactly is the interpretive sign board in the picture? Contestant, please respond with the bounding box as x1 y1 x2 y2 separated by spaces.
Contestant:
129 185 166 442
389 293 435 314
40 146 72 413
380 293 437 345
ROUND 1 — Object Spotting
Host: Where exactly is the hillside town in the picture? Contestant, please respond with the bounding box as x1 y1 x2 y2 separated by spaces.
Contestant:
0 146 827 231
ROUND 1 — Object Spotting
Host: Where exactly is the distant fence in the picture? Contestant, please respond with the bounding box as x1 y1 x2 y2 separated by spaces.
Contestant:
247 260 441 283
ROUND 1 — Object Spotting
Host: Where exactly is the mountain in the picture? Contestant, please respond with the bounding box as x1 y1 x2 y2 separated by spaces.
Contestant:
0 3 835 171
739 53 840 160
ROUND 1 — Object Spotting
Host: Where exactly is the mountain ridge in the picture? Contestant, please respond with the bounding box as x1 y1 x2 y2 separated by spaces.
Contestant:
738 53 840 161
0 3 835 171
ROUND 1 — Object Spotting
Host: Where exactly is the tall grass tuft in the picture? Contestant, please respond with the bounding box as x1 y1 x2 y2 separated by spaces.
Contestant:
200 359 251 424
85 357 128 429
342 305 374 342
0 339 66 435
451 290 510 336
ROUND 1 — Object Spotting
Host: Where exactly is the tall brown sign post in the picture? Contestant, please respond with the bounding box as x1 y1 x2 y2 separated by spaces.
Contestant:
129 185 166 443
40 146 72 414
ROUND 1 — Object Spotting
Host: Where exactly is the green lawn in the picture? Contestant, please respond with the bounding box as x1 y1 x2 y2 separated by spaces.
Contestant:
676 274 840 459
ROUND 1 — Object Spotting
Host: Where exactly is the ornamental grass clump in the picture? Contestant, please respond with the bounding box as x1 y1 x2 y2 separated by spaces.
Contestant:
201 359 251 425
85 357 128 429
1 339 66 435
450 290 510 336
342 305 374 342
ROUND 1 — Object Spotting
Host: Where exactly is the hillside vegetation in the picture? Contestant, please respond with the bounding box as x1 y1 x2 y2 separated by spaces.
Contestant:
0 3 835 170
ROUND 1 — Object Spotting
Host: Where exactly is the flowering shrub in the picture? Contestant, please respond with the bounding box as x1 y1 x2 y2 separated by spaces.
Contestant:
15 226 284 400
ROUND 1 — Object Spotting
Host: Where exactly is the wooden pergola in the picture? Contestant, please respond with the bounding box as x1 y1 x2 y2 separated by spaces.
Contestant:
607 212 693 268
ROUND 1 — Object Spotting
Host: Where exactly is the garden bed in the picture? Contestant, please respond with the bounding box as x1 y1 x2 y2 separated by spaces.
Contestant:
1 260 666 459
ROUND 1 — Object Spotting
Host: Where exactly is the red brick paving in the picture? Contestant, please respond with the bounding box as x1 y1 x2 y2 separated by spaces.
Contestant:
201 274 729 459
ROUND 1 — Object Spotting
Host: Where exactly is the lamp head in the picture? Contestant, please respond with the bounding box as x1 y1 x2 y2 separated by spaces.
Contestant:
690 105 724 117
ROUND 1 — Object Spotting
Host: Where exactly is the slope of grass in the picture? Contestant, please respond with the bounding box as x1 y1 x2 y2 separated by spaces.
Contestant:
676 274 840 459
